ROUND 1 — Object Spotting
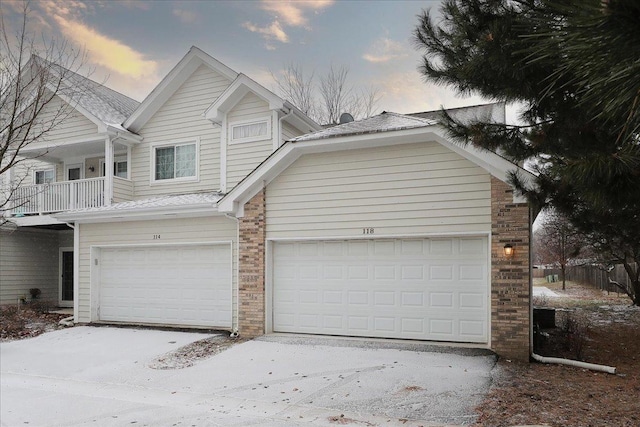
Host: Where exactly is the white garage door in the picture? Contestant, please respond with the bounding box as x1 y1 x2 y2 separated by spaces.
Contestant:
273 237 488 343
99 244 232 328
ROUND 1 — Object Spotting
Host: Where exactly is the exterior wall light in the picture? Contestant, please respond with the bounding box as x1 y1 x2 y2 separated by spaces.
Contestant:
503 243 514 258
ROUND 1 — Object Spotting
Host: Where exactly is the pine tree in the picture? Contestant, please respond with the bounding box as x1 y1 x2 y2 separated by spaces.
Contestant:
414 0 640 304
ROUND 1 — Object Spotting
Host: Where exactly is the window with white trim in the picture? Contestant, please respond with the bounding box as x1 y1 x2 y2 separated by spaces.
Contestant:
34 168 55 184
230 118 270 144
101 157 128 178
152 141 197 181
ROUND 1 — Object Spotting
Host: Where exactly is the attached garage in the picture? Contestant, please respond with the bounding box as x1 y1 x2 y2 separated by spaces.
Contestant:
98 243 232 328
272 236 489 343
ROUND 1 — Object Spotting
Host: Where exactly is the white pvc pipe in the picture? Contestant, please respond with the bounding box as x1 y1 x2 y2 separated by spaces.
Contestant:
531 353 616 374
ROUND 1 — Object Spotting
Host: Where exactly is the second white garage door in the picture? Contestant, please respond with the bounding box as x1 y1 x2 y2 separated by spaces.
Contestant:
273 237 488 343
99 244 232 328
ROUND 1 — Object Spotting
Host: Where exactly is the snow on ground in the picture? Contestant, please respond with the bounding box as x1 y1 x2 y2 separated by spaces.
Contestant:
1 326 496 426
533 286 560 297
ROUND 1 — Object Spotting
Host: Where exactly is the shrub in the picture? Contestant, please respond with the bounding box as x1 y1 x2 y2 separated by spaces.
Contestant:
559 311 590 360
0 306 27 339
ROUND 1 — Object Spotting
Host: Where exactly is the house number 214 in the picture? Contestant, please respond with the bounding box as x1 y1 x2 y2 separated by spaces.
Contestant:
362 228 374 235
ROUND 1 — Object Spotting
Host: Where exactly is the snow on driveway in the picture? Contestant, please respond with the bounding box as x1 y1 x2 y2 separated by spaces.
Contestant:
1 326 496 426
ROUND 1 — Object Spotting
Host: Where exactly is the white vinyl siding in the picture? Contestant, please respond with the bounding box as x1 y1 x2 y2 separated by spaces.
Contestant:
0 229 73 305
282 122 303 143
226 93 273 189
77 216 238 325
132 65 231 198
30 95 99 142
112 176 133 203
266 142 492 239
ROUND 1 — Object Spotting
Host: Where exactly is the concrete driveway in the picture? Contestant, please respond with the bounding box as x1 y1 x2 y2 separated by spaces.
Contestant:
0 327 496 426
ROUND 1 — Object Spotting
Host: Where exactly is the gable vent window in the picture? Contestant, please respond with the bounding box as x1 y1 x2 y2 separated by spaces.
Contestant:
151 140 199 183
230 118 270 144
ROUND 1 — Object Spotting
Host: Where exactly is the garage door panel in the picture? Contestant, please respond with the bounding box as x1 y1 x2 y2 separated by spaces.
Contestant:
99 244 232 328
273 237 488 343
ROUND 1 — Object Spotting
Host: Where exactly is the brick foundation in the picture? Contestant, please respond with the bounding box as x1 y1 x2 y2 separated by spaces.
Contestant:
238 189 266 337
490 177 531 361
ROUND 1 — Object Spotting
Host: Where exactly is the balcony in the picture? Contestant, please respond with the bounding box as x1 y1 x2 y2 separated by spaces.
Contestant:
10 177 106 216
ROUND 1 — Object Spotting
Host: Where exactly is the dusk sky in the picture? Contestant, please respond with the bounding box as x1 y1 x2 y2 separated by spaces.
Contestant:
4 0 490 118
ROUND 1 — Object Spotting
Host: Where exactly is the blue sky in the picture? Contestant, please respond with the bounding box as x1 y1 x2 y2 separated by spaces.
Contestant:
4 0 488 116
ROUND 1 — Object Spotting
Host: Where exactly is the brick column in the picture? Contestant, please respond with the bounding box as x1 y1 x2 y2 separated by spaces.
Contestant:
491 177 531 361
238 189 266 337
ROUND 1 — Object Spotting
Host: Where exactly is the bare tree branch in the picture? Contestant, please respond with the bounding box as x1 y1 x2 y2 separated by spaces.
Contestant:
0 1 89 225
271 62 380 125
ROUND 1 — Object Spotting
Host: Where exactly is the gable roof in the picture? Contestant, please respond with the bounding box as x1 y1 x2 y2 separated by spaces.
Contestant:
24 56 139 134
49 62 140 126
218 108 535 215
204 74 286 123
124 46 239 133
204 73 320 133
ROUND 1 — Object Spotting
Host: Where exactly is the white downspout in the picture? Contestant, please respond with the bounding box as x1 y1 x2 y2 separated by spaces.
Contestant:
277 108 293 149
104 136 113 206
531 353 616 374
224 213 240 338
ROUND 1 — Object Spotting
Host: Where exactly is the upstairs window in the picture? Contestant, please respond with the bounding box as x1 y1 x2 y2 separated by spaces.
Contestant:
230 118 270 144
115 160 128 178
152 140 198 182
101 157 128 179
34 168 55 184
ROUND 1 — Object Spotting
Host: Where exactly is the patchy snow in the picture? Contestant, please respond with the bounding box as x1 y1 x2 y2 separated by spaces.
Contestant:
1 326 496 426
149 335 243 370
533 286 560 297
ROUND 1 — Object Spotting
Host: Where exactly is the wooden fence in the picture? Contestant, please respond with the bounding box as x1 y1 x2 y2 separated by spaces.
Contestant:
536 263 637 294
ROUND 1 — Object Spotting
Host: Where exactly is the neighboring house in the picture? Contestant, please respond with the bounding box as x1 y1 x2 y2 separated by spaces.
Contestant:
0 47 534 361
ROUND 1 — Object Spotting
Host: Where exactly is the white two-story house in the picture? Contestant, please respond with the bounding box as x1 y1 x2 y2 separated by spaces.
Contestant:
0 47 535 361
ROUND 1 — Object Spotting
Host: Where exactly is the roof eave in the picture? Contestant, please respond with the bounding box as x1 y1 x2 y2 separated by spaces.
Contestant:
53 202 220 223
220 125 535 213
283 101 322 133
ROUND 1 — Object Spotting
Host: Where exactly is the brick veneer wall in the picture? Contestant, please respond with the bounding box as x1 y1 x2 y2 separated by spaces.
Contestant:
491 176 531 361
238 189 266 337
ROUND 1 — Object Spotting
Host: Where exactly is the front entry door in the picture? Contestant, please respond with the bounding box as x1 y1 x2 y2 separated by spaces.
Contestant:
60 249 74 307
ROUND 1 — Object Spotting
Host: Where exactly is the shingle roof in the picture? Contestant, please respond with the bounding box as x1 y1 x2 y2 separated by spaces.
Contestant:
43 58 140 126
289 112 438 142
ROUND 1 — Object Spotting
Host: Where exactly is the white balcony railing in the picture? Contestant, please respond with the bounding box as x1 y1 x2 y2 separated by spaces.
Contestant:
10 177 105 215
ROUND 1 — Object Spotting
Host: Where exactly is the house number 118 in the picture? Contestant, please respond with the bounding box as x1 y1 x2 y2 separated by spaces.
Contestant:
362 228 374 235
